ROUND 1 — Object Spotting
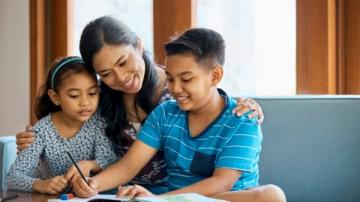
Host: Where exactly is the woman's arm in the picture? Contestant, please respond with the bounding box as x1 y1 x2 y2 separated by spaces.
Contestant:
15 125 35 151
233 98 264 124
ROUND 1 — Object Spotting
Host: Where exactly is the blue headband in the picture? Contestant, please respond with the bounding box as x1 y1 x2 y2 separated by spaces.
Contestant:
51 57 84 90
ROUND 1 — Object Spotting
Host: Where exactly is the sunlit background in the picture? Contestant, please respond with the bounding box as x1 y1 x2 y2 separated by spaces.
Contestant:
73 0 295 97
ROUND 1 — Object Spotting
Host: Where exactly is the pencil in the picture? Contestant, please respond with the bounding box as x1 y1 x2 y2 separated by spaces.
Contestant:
65 150 91 187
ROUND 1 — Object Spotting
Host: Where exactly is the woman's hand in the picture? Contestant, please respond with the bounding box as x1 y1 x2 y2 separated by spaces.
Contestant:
233 98 264 124
117 184 155 199
32 176 68 195
72 176 97 198
65 160 97 184
16 125 35 151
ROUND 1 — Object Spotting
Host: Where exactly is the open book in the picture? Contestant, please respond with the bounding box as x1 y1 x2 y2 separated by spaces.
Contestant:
48 193 228 202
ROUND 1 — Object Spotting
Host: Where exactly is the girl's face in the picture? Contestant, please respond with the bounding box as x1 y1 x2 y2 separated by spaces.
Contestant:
165 54 218 112
49 71 99 123
92 44 145 94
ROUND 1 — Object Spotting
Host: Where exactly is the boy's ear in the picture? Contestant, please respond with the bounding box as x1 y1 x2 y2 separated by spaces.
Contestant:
211 65 223 85
48 89 60 106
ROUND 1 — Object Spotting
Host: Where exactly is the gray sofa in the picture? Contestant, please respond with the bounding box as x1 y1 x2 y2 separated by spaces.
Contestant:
256 96 360 202
1 96 360 201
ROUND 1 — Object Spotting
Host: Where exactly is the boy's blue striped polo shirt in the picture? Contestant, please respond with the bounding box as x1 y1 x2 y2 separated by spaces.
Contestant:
137 89 263 192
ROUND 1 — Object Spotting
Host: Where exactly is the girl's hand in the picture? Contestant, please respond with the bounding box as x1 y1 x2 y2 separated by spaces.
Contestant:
117 184 155 199
232 97 264 124
65 160 94 184
72 176 97 198
16 125 35 151
33 176 68 195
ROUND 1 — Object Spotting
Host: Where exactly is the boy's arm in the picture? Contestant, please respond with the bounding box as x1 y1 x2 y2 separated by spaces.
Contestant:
165 168 241 196
91 140 157 192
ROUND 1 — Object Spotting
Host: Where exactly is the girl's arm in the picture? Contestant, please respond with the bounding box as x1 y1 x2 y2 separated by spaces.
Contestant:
73 140 157 197
7 127 66 193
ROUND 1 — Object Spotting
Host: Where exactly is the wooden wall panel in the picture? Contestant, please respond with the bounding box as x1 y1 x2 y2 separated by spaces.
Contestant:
29 0 46 123
29 0 74 123
345 0 360 94
153 0 197 65
296 0 337 94
50 0 74 61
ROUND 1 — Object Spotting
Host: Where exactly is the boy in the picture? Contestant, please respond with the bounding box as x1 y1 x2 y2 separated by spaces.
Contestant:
74 28 283 202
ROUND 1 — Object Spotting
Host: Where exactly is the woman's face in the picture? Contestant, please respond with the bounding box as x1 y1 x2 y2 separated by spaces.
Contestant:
92 43 145 94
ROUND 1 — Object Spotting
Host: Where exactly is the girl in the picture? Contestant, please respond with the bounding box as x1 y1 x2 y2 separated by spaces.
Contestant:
7 56 117 195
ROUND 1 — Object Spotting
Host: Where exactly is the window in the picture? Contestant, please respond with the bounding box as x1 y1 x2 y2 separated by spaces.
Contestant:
197 0 296 96
73 0 153 56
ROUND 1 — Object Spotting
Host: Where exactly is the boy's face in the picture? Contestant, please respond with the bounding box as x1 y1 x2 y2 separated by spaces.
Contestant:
165 54 219 112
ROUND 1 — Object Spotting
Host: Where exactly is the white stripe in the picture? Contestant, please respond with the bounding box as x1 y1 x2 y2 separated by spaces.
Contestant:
167 136 196 151
167 181 182 189
217 166 255 173
164 146 192 161
232 134 259 139
141 131 160 141
198 147 221 151
170 124 188 133
167 112 185 117
225 145 258 150
169 173 194 178
144 119 156 129
160 104 166 118
218 156 255 162
223 124 236 129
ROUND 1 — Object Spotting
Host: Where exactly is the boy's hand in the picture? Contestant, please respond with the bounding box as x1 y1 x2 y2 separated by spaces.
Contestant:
117 184 155 199
65 160 93 184
72 176 97 198
233 97 264 124
16 125 35 151
33 176 68 195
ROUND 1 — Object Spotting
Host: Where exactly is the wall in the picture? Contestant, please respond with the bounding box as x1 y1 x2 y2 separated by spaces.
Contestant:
0 0 30 135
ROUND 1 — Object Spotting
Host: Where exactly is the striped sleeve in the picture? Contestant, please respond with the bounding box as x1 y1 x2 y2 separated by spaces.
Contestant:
216 117 262 172
137 103 167 150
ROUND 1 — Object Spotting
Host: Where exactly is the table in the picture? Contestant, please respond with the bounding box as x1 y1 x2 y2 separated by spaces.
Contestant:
1 191 56 202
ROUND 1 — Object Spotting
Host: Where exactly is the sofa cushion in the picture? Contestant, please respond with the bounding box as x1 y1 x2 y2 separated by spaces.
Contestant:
0 136 16 191
255 96 360 202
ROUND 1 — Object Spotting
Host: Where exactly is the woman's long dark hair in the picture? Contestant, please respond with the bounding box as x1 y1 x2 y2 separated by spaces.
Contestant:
79 16 159 146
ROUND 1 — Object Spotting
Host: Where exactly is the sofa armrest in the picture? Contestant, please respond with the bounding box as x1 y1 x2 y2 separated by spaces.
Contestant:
0 136 16 191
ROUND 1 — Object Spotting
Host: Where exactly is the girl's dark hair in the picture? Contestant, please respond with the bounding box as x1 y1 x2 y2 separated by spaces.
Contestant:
35 56 96 120
79 16 159 146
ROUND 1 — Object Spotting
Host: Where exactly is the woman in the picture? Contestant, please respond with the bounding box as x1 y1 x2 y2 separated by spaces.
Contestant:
16 16 264 194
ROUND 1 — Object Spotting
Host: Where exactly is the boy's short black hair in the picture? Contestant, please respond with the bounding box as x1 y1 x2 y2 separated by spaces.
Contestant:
164 28 225 69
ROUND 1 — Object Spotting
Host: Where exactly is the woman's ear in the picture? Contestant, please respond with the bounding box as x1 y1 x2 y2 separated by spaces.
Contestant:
136 38 144 55
48 89 60 106
211 65 223 85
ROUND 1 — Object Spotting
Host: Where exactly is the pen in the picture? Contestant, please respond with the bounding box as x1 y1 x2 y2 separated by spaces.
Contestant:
65 150 91 187
0 194 19 202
